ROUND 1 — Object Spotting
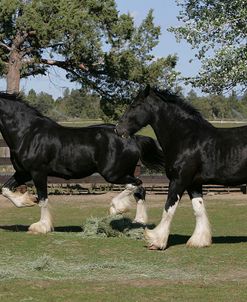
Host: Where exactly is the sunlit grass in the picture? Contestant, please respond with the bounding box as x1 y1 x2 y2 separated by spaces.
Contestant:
0 193 247 301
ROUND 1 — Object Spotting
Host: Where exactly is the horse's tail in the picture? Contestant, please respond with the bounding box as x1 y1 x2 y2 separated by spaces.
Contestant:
135 135 165 172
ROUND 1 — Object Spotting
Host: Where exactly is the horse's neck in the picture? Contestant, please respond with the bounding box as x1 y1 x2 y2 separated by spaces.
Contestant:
151 103 198 147
0 100 33 149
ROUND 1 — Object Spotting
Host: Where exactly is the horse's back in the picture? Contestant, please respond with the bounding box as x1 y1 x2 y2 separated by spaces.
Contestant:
58 124 139 175
215 125 247 143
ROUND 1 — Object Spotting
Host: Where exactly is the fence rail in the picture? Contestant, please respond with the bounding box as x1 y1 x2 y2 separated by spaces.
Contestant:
0 139 246 195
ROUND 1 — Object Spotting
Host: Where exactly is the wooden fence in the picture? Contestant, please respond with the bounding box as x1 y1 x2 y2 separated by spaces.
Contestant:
0 139 246 195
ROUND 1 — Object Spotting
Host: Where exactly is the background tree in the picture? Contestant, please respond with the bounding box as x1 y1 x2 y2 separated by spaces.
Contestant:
56 89 101 119
169 0 247 94
26 89 54 115
186 90 212 118
0 0 179 119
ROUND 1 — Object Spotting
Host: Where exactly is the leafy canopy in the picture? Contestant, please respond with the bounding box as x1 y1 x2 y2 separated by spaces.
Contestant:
169 0 247 94
0 0 178 118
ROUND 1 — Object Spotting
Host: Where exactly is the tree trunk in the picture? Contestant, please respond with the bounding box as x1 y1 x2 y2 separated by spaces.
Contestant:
6 50 21 94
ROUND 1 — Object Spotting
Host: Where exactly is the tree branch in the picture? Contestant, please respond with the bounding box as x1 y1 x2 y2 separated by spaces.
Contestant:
40 58 89 71
13 30 37 49
0 42 11 52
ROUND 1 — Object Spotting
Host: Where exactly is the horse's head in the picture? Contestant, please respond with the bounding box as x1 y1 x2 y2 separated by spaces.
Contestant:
115 86 153 138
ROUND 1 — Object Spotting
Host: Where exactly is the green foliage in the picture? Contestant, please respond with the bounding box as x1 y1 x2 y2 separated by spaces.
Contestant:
26 89 54 115
169 0 247 93
186 89 247 120
22 87 247 122
55 89 103 120
0 0 179 118
24 88 103 121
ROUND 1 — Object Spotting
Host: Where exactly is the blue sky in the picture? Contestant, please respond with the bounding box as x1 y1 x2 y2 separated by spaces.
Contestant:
1 0 200 98
116 0 200 76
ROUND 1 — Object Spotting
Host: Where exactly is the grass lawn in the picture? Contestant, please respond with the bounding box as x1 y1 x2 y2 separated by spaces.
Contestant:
0 192 247 301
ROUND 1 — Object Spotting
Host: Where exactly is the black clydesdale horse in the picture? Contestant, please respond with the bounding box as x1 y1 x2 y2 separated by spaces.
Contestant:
116 86 247 250
0 92 165 234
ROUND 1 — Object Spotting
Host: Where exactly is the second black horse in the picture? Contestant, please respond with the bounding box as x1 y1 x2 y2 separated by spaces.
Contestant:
0 93 165 234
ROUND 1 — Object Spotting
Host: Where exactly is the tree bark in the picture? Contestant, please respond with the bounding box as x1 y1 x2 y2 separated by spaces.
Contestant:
6 49 21 94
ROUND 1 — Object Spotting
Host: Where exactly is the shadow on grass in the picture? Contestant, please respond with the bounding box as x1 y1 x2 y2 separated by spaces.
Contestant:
109 217 155 232
1 223 247 247
0 225 82 232
168 234 247 247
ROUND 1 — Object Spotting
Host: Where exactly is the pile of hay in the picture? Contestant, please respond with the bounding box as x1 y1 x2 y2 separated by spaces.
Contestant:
81 215 154 240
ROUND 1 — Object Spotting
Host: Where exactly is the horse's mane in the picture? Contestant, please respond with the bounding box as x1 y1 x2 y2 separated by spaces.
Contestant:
0 92 46 118
151 88 207 123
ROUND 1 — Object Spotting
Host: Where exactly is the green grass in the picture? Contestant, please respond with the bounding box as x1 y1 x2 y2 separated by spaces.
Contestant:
0 193 247 301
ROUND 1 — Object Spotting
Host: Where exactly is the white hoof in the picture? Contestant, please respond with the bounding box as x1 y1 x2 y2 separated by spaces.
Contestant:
144 228 168 250
28 221 53 234
28 200 53 234
2 187 37 208
188 197 212 247
186 233 212 248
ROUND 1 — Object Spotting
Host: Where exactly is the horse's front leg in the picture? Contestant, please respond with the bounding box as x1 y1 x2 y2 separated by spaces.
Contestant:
110 184 147 224
144 180 185 250
110 184 137 215
108 172 148 224
1 173 37 207
28 172 53 234
187 187 212 247
133 186 147 224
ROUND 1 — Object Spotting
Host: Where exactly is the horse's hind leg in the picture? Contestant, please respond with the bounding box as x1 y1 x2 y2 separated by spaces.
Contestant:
187 188 212 247
1 173 37 207
28 172 53 234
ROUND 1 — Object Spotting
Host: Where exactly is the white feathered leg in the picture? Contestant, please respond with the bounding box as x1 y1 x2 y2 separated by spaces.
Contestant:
187 197 212 247
2 187 37 207
133 199 148 224
109 184 137 215
145 199 179 250
28 199 53 234
133 187 148 224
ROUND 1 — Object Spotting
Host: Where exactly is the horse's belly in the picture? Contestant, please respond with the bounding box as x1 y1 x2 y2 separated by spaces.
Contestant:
50 158 96 179
200 164 247 186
